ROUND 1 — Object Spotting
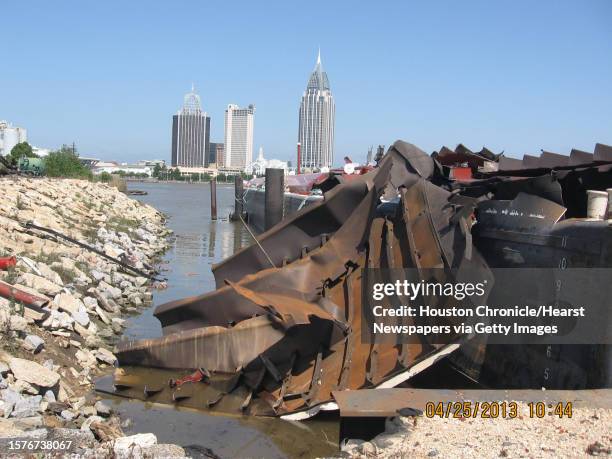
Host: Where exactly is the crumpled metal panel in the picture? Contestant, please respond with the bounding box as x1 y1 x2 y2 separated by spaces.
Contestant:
113 139 606 417
114 141 485 416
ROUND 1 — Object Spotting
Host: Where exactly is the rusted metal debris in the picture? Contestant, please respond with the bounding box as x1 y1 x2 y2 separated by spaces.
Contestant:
112 140 612 418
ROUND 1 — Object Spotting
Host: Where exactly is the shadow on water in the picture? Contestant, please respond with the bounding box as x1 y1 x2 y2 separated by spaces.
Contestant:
102 182 339 458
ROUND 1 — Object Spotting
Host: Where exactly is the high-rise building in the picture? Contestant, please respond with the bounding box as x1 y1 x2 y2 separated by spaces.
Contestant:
298 50 335 170
0 120 27 157
224 104 255 170
171 85 210 167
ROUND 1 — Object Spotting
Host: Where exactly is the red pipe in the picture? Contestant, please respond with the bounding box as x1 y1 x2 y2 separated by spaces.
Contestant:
0 256 16 270
0 280 49 308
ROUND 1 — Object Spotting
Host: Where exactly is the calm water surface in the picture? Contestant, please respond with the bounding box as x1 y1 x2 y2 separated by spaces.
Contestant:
103 182 338 459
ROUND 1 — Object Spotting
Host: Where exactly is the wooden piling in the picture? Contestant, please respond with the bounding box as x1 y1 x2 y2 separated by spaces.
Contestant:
231 175 244 221
264 168 284 231
210 177 217 220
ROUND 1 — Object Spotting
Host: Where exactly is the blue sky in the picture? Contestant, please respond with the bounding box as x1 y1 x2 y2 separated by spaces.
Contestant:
1 0 610 165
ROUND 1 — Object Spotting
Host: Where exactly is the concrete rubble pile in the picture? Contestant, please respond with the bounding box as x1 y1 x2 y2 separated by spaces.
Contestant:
0 177 187 457
112 140 611 420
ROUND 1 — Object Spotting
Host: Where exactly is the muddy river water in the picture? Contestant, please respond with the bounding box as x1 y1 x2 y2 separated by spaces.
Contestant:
100 181 339 458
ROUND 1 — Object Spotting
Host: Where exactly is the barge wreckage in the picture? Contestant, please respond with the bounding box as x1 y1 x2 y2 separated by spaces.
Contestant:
111 141 612 419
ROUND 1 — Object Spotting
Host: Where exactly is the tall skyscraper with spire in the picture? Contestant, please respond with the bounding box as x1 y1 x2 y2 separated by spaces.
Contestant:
171 84 210 167
298 50 335 170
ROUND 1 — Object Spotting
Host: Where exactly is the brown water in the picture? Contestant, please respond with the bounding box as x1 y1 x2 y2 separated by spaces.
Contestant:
103 182 339 459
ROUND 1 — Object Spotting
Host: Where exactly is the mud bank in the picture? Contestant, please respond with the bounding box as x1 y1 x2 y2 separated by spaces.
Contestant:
0 177 186 457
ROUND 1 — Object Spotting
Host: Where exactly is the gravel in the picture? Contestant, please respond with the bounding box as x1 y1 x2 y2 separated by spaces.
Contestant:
341 403 612 458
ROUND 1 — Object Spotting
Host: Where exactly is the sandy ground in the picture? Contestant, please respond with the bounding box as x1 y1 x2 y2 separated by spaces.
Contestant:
341 403 612 458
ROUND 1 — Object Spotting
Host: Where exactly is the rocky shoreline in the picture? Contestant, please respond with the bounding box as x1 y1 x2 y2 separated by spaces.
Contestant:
0 177 186 457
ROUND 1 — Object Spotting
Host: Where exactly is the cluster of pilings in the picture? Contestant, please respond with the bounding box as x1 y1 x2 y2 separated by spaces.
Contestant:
207 168 284 231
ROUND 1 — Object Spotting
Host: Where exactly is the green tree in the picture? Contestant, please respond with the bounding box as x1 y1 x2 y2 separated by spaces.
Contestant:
44 146 92 179
99 172 112 182
169 168 182 181
152 163 162 178
9 142 36 164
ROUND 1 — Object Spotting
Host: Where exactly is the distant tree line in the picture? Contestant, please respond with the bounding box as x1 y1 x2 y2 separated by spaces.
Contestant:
4 142 94 180
44 145 92 179
3 142 250 183
152 163 249 182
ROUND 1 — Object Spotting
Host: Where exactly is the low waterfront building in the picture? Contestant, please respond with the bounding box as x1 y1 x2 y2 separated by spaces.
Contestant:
175 166 219 177
137 159 166 167
92 162 154 176
176 165 243 178
32 146 51 157
250 147 289 175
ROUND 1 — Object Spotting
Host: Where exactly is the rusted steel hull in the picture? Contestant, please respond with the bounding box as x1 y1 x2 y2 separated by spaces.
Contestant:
115 141 488 417
113 139 612 417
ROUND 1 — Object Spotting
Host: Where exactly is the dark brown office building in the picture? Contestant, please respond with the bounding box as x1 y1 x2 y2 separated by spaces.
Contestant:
171 86 211 167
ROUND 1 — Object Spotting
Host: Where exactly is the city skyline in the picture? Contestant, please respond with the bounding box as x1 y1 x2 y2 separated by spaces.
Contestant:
1 1 611 164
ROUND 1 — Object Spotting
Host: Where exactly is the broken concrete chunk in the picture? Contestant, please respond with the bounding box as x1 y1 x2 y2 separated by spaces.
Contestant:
36 263 63 285
75 350 97 368
11 395 42 418
83 296 98 310
17 273 62 296
41 309 74 330
114 433 157 458
53 293 90 327
90 270 105 282
142 444 186 458
22 335 45 354
134 277 148 287
49 427 96 447
81 414 104 432
13 379 39 395
60 409 75 421
98 281 122 300
95 348 117 365
103 244 125 259
94 400 111 417
95 306 111 325
7 358 60 388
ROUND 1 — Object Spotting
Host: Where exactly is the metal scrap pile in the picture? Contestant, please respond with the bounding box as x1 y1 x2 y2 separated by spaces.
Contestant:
113 141 612 417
